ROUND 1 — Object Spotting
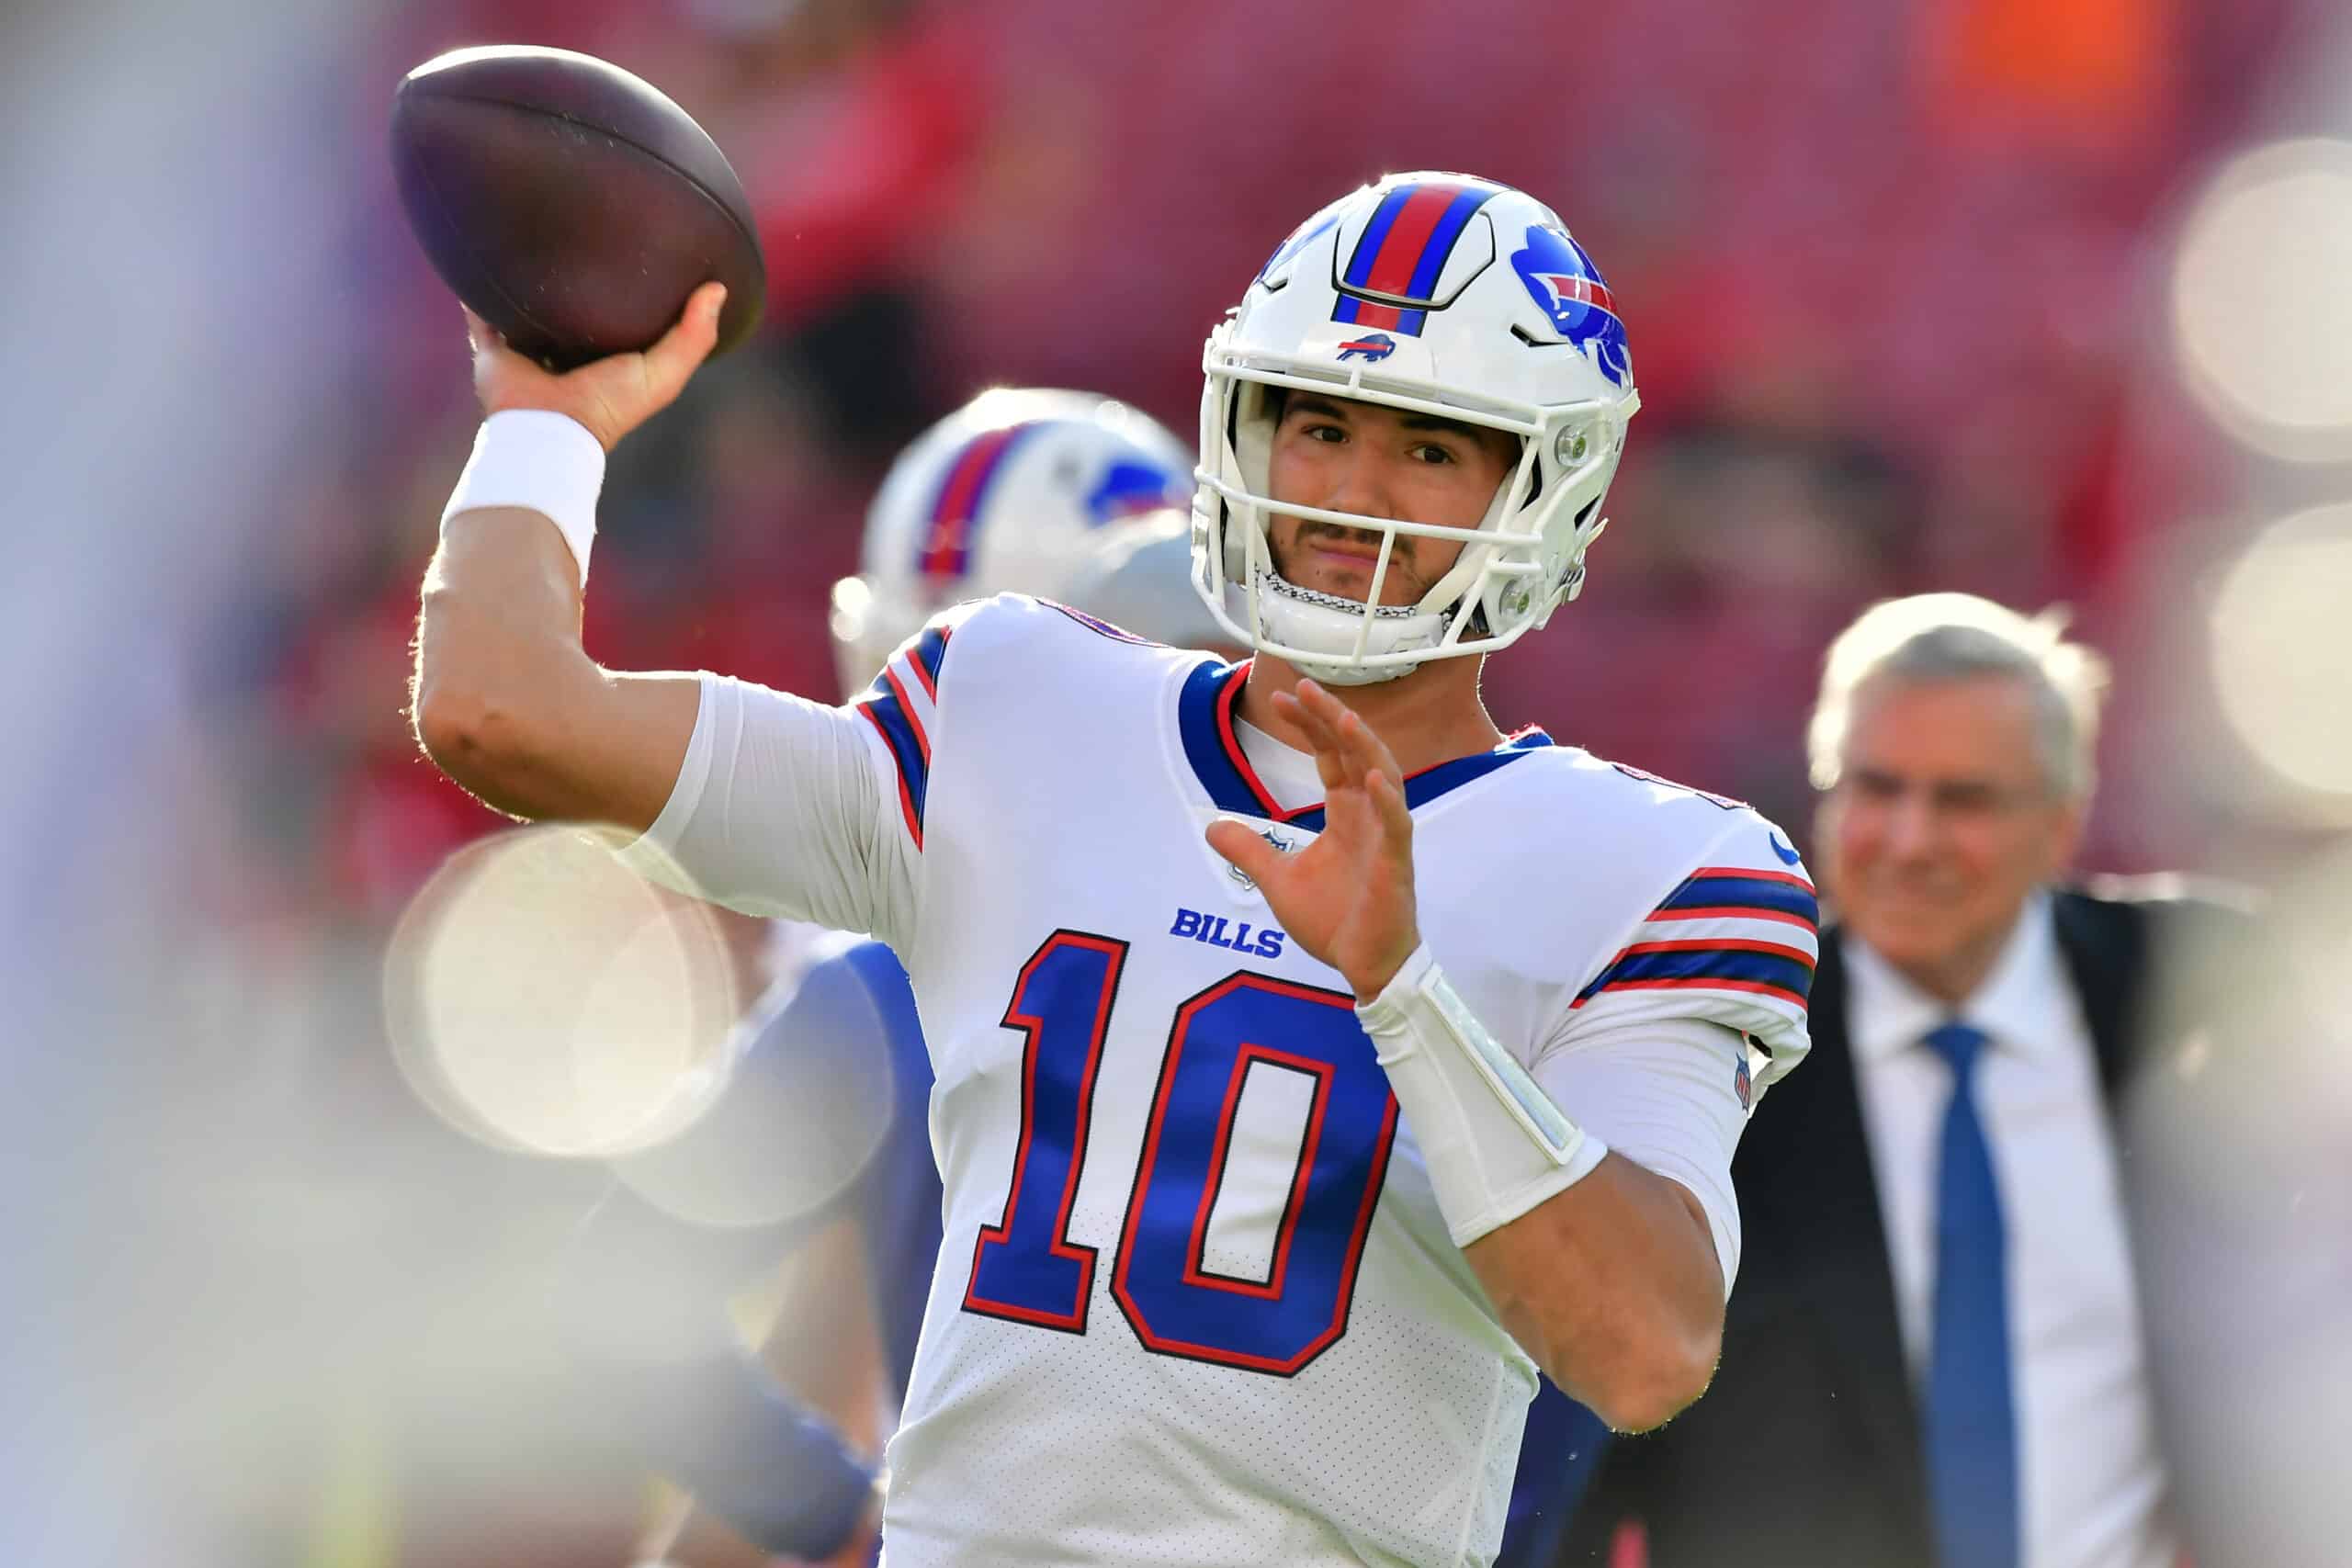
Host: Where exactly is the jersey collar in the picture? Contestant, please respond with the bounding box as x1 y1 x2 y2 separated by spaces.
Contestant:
1177 659 1551 830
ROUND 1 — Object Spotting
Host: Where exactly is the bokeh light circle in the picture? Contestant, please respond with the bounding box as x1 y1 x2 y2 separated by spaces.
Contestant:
2206 504 2352 809
383 823 740 1158
2173 139 2352 461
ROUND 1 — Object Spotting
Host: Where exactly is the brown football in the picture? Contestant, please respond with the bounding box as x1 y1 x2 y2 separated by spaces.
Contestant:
390 45 766 370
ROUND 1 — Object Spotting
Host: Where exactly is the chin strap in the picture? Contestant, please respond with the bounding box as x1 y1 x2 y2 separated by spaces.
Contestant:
1240 570 1440 685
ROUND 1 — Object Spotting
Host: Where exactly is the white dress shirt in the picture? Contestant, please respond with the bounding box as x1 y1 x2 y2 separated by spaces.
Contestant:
1846 894 2177 1568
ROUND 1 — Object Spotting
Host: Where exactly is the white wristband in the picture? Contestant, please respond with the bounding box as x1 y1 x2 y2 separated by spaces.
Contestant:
1358 944 1608 1246
441 409 606 585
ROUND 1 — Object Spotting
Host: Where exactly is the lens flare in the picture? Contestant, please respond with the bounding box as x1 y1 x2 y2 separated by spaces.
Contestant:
383 824 739 1158
2205 505 2352 816
2173 139 2352 461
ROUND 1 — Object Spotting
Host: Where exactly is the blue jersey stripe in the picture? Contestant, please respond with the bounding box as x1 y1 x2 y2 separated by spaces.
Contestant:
1577 946 1815 1005
1657 875 1820 925
906 624 950 694
858 687 931 830
1178 659 1266 817
1284 728 1556 830
1181 659 1555 827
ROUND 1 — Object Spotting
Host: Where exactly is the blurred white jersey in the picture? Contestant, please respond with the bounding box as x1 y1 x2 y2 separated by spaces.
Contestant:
627 594 1814 1567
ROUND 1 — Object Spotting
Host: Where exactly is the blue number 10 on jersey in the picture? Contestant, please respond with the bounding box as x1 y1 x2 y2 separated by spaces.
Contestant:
961 931 1401 1375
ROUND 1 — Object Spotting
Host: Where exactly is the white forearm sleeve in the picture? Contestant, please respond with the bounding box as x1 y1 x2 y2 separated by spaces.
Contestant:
1357 945 1610 1246
616 673 918 950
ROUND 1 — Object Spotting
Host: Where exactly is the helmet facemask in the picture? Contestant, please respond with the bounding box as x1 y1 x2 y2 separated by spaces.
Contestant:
1193 333 1633 685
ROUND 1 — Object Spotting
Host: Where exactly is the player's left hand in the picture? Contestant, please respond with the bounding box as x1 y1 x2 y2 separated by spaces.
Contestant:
1206 680 1420 999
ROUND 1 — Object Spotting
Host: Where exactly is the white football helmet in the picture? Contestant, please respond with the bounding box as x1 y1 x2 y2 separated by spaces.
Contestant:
1056 511 1242 658
1193 172 1641 684
829 388 1196 695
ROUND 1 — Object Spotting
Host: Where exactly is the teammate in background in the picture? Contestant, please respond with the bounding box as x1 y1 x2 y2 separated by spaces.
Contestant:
415 171 1813 1566
557 391 1233 1567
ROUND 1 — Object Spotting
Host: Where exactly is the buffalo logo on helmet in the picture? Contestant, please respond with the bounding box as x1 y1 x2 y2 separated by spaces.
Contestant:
1335 333 1397 364
1082 457 1187 526
1509 224 1632 389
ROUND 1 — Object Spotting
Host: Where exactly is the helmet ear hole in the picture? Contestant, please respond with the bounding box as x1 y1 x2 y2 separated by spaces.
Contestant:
1221 378 1283 582
1218 384 1250 542
1234 380 1281 476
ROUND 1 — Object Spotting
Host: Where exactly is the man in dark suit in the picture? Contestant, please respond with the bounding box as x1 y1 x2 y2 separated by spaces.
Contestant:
1566 592 2231 1568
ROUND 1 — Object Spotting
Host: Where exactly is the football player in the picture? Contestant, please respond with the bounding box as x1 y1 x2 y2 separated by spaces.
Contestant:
416 171 1814 1567
556 389 1227 1568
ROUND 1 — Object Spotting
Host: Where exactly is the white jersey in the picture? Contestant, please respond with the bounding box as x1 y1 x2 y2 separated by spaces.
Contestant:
624 594 1815 1568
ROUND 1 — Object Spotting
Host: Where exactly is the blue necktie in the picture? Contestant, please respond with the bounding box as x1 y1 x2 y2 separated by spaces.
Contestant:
1921 1020 2019 1568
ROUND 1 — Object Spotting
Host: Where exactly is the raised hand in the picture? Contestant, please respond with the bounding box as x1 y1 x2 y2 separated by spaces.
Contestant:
1205 680 1421 999
464 280 728 452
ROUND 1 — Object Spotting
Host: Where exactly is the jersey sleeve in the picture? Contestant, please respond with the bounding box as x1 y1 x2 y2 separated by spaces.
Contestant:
846 613 956 857
616 602 981 952
1526 810 1820 1290
1556 808 1818 1098
1530 1013 1752 1291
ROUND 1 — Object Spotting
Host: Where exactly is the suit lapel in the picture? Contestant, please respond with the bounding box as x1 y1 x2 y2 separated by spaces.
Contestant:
2050 889 2145 1100
1777 934 1927 1497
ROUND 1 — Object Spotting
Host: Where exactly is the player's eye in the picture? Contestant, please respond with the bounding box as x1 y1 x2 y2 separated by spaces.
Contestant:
1408 442 1458 466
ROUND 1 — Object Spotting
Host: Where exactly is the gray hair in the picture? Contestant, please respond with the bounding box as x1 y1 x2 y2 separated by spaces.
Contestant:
1807 592 2112 799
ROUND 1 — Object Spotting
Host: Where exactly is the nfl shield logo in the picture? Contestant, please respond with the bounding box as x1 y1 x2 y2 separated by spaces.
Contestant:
1227 826 1297 890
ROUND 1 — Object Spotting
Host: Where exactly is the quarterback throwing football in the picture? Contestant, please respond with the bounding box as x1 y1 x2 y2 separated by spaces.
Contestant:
413 172 1815 1567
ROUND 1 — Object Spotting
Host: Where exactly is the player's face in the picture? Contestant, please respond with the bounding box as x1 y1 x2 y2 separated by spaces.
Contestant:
1815 674 2084 1002
1263 392 1518 607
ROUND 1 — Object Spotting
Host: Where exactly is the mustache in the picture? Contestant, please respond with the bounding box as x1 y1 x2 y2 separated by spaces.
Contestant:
1295 521 1394 551
1283 524 1428 601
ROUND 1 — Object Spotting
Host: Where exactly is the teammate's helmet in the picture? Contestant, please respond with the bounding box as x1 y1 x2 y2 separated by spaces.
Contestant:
1193 173 1641 684
831 389 1195 696
1056 511 1241 659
